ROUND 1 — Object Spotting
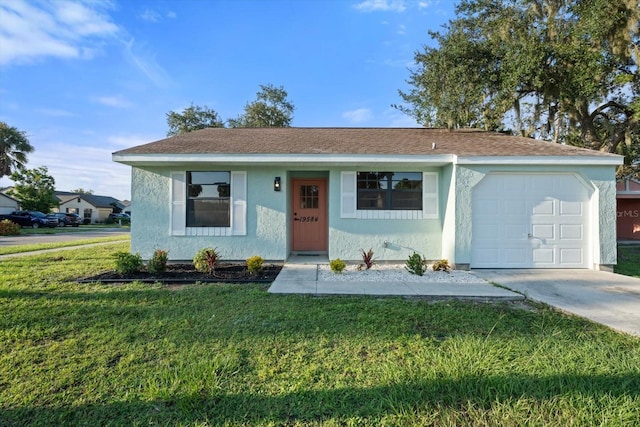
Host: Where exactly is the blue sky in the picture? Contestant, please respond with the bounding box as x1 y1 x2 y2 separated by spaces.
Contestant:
0 0 455 201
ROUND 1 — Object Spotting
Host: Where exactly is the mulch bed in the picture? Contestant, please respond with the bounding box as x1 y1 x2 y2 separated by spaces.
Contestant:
78 263 282 284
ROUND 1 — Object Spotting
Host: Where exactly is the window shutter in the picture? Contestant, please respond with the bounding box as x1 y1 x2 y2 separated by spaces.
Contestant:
170 172 186 235
341 171 357 218
422 172 438 219
231 171 247 235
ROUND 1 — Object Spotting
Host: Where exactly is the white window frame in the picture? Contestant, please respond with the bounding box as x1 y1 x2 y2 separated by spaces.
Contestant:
170 171 247 236
340 171 438 220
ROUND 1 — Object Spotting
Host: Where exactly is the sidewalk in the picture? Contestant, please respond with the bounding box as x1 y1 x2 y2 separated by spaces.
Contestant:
268 255 524 300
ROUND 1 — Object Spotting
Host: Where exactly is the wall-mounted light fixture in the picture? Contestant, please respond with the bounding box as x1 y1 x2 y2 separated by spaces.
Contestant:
274 177 281 191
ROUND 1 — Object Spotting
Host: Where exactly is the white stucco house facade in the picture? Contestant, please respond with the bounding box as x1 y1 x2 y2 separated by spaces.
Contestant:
113 128 623 271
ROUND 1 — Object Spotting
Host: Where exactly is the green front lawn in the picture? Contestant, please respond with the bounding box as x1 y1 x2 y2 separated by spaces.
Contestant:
0 235 130 255
616 244 640 278
1 243 638 426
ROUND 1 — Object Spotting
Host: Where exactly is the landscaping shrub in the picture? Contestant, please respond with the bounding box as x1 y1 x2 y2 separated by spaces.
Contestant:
360 248 375 270
246 255 264 274
405 252 427 276
147 249 169 274
330 258 346 273
114 251 143 274
0 219 20 236
193 247 220 274
432 259 451 272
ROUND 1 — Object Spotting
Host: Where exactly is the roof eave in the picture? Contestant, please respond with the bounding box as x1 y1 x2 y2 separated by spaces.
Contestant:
112 153 456 167
455 155 624 166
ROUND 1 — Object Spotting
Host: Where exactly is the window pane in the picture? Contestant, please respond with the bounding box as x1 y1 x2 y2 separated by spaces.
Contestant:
187 171 231 227
357 171 423 211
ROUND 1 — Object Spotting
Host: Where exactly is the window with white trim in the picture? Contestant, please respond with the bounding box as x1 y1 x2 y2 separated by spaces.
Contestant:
171 171 247 236
340 171 438 220
357 172 422 210
187 171 230 227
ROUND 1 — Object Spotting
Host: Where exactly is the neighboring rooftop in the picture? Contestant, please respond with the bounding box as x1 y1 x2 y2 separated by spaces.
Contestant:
113 127 621 158
55 191 126 209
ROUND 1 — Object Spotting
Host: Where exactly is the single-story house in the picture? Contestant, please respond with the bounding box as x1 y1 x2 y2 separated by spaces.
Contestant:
55 192 127 224
616 177 640 240
0 191 20 215
113 128 623 270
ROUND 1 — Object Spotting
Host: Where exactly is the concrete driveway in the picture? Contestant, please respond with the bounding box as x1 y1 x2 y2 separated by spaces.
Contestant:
472 269 640 337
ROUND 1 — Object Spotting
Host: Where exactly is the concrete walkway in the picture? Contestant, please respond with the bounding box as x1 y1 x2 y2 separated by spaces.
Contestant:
268 255 523 300
269 257 640 336
472 269 640 337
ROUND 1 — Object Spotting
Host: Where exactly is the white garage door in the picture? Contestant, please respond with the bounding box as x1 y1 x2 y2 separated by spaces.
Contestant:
471 174 591 268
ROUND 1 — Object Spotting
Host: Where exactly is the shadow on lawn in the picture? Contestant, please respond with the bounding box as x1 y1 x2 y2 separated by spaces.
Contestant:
3 373 639 425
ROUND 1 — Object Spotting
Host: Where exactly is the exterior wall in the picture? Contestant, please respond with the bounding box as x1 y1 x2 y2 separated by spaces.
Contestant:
327 168 443 262
453 164 618 269
131 166 289 261
440 164 456 264
58 198 105 223
0 193 19 214
132 166 447 262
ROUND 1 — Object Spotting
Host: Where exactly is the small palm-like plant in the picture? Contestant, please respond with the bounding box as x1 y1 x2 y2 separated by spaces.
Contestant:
193 247 220 274
360 248 375 270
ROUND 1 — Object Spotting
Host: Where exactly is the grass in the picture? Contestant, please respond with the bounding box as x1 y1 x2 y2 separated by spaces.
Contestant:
1 243 639 426
616 244 640 278
0 235 130 255
18 224 130 235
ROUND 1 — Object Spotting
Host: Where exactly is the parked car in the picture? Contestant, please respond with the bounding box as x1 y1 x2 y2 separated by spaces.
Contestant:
47 212 82 227
108 213 130 220
0 211 58 228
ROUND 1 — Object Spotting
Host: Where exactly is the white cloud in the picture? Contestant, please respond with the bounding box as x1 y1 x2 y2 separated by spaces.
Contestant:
139 9 161 22
0 0 119 66
123 38 171 88
36 108 76 117
353 0 407 13
343 108 373 124
166 11 177 19
92 94 132 108
397 24 406 35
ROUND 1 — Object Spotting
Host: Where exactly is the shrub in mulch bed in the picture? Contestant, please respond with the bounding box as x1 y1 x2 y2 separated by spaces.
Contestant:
78 262 282 284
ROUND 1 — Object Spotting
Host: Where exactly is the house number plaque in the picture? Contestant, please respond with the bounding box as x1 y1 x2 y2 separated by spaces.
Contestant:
295 216 319 222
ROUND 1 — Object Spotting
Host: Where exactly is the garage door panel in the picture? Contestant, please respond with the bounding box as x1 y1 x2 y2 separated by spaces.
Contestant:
560 248 583 264
505 200 527 216
560 200 583 216
533 224 554 239
532 248 555 264
560 224 582 240
532 200 554 215
504 224 527 240
504 248 528 264
472 173 591 268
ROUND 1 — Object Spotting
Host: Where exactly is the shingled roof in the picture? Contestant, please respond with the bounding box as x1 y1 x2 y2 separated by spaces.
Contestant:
113 127 620 159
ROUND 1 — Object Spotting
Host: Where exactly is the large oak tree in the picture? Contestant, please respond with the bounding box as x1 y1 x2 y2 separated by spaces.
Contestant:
397 0 639 175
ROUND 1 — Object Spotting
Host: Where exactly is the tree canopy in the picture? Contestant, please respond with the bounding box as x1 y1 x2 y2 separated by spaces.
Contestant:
8 166 58 213
397 0 639 176
228 84 294 128
166 85 295 135
166 104 225 137
0 122 34 178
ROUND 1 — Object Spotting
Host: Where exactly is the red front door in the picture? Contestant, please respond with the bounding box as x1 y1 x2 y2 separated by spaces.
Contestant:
291 179 327 251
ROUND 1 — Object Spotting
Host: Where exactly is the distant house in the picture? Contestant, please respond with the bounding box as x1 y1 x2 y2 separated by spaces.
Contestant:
0 191 20 215
113 127 623 271
55 192 126 224
616 177 640 241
